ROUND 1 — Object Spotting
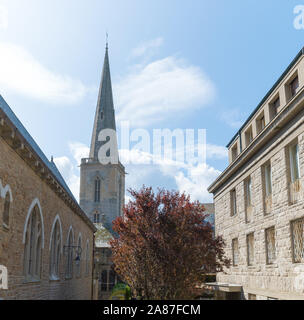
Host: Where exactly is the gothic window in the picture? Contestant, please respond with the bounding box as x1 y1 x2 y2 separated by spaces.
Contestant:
24 205 42 281
50 219 61 280
76 234 82 277
94 177 101 203
109 270 116 291
3 192 10 227
85 240 90 276
65 228 74 279
101 270 108 291
94 212 101 223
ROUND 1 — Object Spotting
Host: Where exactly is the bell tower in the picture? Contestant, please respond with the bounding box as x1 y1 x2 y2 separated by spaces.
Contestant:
80 45 125 229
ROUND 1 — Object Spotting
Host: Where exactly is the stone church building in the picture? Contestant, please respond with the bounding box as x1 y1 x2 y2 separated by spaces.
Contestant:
208 48 304 300
80 45 125 300
0 95 96 300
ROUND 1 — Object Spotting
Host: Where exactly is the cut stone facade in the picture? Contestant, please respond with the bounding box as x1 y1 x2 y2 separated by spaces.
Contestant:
0 96 96 300
208 48 304 300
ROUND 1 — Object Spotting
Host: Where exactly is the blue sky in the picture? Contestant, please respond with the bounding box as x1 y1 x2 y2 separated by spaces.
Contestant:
0 0 303 202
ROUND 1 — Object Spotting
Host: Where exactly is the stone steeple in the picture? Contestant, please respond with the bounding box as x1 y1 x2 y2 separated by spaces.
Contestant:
80 44 125 227
89 45 117 160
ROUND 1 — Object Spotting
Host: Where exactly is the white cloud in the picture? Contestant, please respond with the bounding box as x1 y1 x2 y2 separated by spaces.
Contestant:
206 144 228 159
174 163 220 202
53 156 80 200
0 5 8 30
0 42 90 104
120 147 221 202
69 142 90 164
131 37 164 58
54 141 222 203
53 143 89 201
115 56 215 127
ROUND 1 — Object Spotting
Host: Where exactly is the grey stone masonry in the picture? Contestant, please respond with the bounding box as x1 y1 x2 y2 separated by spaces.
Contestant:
208 50 304 300
80 46 125 229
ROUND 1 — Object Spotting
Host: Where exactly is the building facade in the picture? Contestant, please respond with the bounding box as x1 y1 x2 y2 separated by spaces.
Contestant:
0 96 96 300
79 45 125 300
208 48 304 300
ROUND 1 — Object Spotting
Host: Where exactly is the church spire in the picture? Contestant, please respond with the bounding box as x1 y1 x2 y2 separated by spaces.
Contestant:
89 44 117 160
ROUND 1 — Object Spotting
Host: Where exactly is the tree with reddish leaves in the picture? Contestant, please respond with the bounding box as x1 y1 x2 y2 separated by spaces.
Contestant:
110 187 230 300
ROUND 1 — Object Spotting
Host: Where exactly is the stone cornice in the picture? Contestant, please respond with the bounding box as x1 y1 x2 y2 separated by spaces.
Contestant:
208 86 304 196
0 109 96 233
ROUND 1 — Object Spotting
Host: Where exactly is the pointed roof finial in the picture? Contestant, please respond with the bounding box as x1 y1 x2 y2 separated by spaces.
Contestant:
106 32 108 50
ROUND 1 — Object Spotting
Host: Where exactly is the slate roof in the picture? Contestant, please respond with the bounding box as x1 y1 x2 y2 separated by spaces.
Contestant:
0 95 77 202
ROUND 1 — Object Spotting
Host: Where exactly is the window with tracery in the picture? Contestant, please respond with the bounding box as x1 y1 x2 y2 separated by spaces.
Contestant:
24 205 42 281
50 220 61 279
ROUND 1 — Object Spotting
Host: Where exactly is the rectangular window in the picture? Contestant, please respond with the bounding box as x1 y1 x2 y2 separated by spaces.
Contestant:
256 113 266 134
264 163 272 197
230 189 237 216
244 177 252 223
263 162 272 215
291 218 304 263
247 233 254 266
270 97 280 120
232 238 239 266
231 145 238 162
245 126 253 147
289 143 300 183
265 227 276 264
290 76 299 98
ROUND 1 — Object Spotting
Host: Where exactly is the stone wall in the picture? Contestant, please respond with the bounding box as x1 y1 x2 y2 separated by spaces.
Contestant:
214 110 304 300
0 137 94 300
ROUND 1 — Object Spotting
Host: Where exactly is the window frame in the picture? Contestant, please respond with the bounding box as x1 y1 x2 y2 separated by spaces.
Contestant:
94 177 101 203
246 233 255 266
232 238 239 266
49 220 61 280
265 227 276 265
24 205 43 282
230 189 237 217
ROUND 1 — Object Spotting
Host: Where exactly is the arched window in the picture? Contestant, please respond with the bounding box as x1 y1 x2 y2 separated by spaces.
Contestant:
94 178 101 203
76 234 82 277
65 228 74 279
85 240 90 276
100 270 108 291
24 205 42 281
93 212 100 223
109 270 116 291
3 192 10 227
50 219 61 280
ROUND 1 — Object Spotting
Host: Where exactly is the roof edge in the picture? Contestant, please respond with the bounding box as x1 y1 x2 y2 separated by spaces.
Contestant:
226 47 304 148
